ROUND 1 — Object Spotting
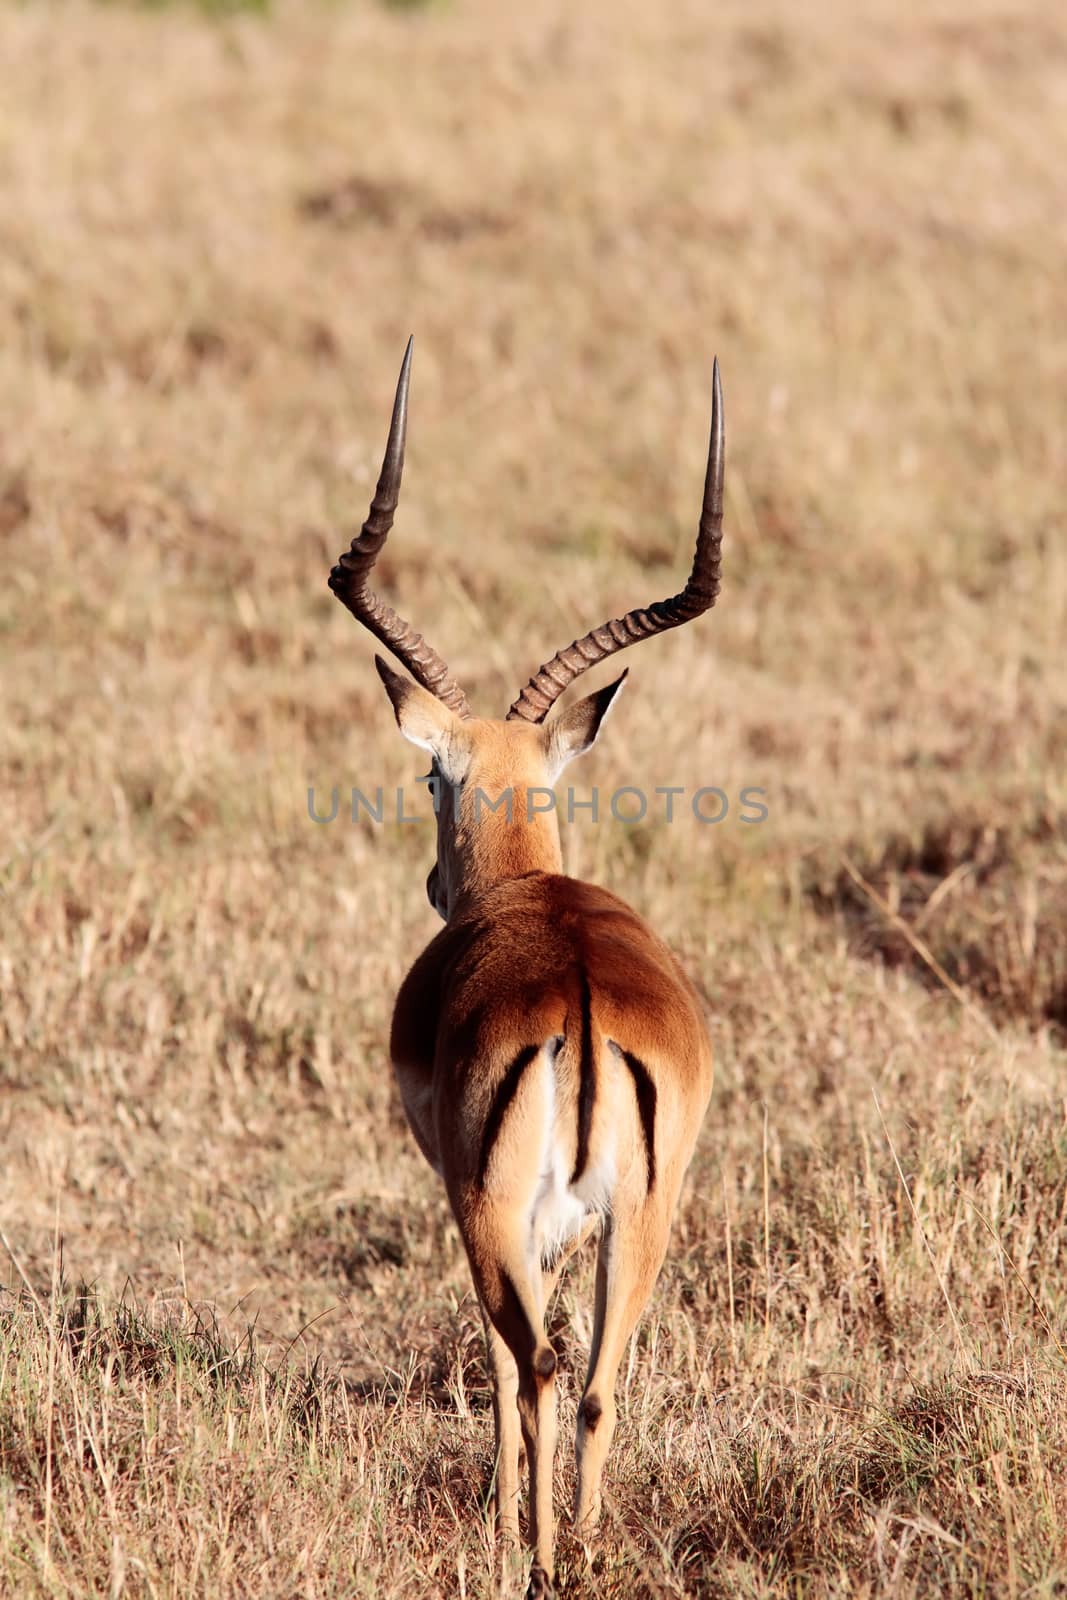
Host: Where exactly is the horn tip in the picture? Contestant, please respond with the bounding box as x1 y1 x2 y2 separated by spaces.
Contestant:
399 335 414 382
710 356 724 458
392 336 414 408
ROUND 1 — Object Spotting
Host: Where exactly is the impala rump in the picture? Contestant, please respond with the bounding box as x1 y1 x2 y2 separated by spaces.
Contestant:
427 881 700 1279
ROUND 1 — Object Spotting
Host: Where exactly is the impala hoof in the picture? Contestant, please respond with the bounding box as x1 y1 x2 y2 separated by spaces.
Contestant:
526 1563 556 1600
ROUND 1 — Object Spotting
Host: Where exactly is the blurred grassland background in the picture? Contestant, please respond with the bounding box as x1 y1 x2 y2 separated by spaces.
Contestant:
1 0 1066 1595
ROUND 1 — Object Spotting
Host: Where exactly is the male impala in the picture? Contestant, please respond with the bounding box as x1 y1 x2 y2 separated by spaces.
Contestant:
330 342 722 1598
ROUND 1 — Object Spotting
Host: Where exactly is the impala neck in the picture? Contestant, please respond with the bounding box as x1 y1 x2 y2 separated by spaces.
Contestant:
447 782 563 908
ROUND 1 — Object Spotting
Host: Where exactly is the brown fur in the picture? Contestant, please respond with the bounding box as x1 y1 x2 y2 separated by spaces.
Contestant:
379 678 714 1594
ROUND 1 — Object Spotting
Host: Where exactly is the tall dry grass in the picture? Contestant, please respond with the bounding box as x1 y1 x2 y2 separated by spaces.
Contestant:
1 0 1065 1594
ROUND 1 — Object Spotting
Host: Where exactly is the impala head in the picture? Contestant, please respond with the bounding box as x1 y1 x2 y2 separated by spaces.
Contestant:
329 338 725 921
372 656 628 918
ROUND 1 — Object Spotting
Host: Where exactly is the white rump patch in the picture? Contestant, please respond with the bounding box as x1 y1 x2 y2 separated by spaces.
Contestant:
530 1046 614 1271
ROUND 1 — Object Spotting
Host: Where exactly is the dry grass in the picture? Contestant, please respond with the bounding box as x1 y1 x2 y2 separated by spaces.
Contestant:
1 0 1066 1594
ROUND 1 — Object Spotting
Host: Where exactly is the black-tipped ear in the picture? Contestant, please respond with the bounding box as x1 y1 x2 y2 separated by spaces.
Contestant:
544 670 627 779
374 655 471 781
374 654 414 722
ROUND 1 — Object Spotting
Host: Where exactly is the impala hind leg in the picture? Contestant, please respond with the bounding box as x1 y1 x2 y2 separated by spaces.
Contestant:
480 1307 522 1559
574 1207 671 1532
540 1215 599 1319
469 1246 559 1598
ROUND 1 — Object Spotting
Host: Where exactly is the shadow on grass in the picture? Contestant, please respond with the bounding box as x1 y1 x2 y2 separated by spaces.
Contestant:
806 808 1067 1041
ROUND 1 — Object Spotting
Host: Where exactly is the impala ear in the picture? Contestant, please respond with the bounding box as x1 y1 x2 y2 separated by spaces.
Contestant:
374 656 472 784
543 671 627 780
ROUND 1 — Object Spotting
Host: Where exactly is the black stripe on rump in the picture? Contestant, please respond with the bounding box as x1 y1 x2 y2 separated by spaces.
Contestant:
571 968 595 1184
477 1044 540 1188
613 1043 657 1191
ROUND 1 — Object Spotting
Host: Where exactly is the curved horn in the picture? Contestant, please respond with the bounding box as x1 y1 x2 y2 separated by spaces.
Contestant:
506 359 724 724
329 338 471 718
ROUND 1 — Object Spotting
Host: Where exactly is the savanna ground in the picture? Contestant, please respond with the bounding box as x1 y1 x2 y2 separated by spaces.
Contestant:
1 0 1066 1594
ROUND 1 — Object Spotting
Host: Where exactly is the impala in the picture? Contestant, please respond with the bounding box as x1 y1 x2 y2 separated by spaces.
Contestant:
329 341 722 1598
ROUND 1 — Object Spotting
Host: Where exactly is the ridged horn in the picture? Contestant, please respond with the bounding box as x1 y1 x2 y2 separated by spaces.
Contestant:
329 338 471 718
507 359 724 724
